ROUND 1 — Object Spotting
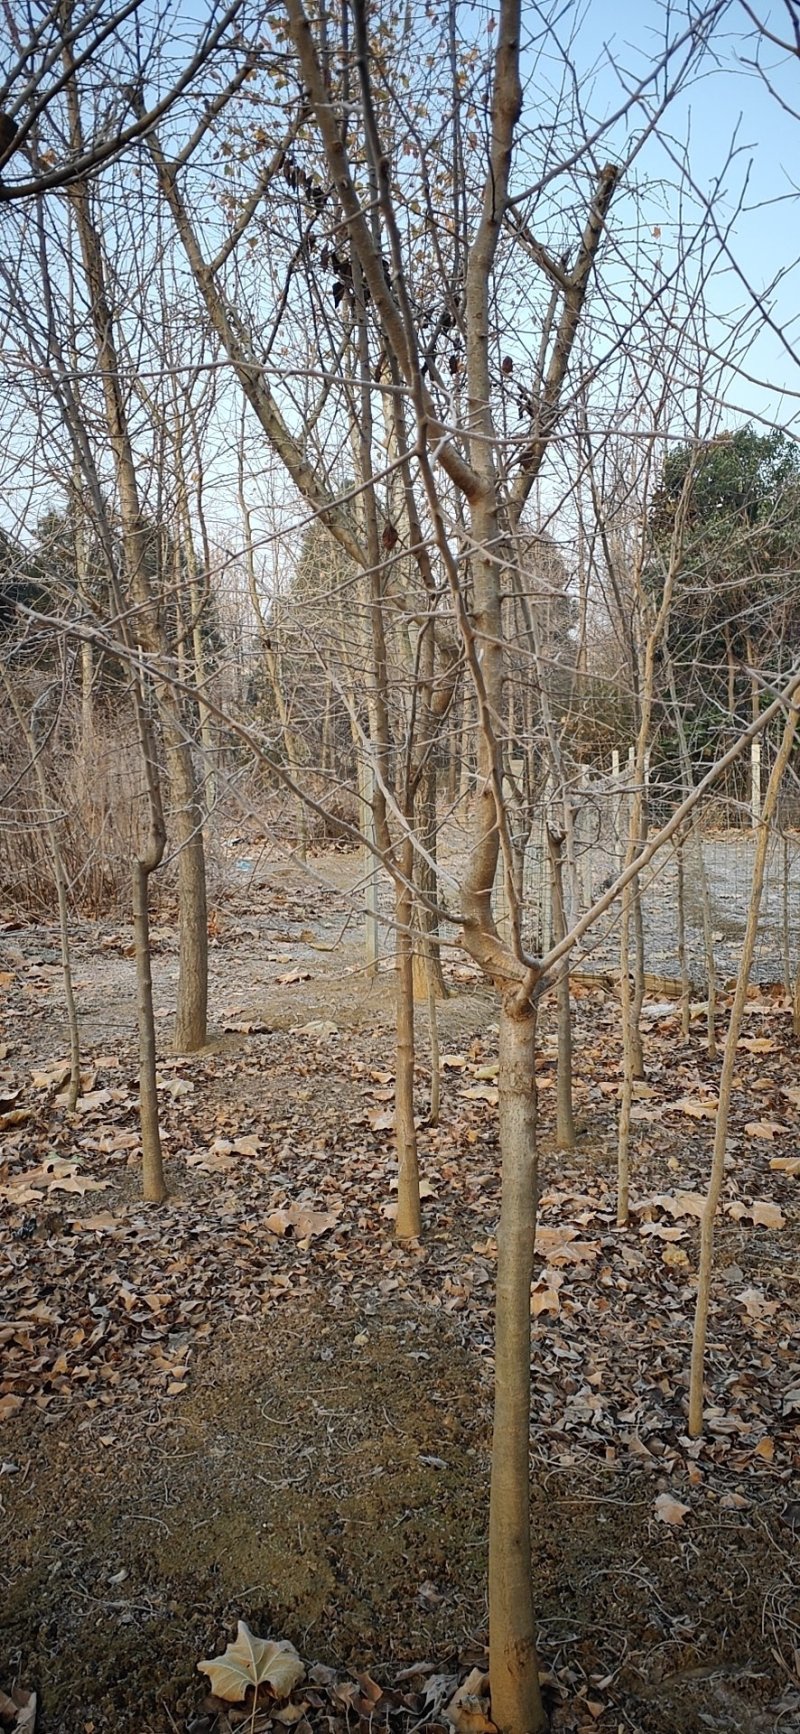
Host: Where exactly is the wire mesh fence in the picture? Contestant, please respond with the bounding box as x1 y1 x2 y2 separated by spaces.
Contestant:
519 743 800 987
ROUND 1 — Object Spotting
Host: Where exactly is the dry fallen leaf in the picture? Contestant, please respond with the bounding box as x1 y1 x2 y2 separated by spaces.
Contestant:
198 1624 304 1704
48 1176 109 1196
770 1156 800 1176
744 1121 785 1141
535 1223 579 1252
31 1062 71 1092
654 1492 690 1526
661 1243 689 1269
640 1223 688 1242
462 1084 499 1105
750 1199 785 1229
74 1211 118 1232
0 1685 36 1731
670 1191 707 1219
531 1272 562 1317
726 1199 785 1229
736 1287 779 1321
266 1201 342 1241
444 1668 495 1734
672 1096 718 1120
274 1701 306 1724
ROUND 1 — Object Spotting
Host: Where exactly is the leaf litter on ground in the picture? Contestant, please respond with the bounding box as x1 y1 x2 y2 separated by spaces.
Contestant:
1 910 799 1732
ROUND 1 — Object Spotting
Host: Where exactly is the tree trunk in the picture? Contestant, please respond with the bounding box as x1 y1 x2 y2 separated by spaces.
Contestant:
412 762 447 1001
489 998 546 1734
781 833 791 998
239 470 309 861
547 829 575 1151
688 701 798 1435
164 719 208 1052
617 876 634 1227
447 686 460 805
665 658 717 1056
133 855 167 1202
395 841 421 1238
427 964 441 1126
3 673 82 1110
178 488 217 820
129 664 169 1203
459 684 475 800
68 160 208 1057
358 753 380 977
676 838 691 1039
630 874 646 1078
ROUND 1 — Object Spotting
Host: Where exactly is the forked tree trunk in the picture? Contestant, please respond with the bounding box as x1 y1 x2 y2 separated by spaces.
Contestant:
65 108 208 1058
489 997 546 1734
688 703 797 1436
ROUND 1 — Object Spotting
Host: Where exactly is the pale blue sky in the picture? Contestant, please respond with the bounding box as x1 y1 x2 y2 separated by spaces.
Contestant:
539 0 800 429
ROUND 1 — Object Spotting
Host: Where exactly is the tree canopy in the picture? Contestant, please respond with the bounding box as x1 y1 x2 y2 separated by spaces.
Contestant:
653 426 800 765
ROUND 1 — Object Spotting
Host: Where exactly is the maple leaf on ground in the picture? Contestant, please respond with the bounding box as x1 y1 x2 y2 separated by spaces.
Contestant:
736 1287 779 1321
726 1199 785 1229
198 1624 304 1703
661 1191 706 1219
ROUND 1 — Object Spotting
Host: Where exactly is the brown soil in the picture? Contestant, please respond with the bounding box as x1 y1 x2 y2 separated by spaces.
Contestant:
1 850 798 1734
